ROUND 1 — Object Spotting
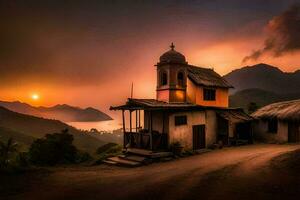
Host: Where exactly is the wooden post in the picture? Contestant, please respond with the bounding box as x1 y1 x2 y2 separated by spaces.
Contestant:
139 110 142 148
138 110 141 129
129 110 132 132
150 111 153 150
135 110 138 132
162 112 165 134
122 110 126 148
129 110 132 147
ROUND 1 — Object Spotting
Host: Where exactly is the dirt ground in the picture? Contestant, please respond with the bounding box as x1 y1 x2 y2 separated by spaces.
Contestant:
1 144 300 200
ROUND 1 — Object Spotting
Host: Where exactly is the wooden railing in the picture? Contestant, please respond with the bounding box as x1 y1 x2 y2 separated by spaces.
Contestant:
124 132 168 151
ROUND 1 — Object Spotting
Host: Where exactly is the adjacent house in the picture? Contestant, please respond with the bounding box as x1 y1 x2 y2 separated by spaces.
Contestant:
110 44 253 151
252 99 300 143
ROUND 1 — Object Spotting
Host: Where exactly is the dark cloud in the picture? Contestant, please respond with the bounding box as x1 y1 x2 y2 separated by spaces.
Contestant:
243 4 300 62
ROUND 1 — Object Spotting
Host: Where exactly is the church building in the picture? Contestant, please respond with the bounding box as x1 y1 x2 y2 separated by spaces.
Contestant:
111 43 253 151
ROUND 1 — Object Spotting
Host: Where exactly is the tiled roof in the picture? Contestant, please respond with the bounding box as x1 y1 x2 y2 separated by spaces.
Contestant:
188 65 233 88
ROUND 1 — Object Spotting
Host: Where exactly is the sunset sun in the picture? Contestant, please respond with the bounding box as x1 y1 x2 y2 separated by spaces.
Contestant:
31 94 39 100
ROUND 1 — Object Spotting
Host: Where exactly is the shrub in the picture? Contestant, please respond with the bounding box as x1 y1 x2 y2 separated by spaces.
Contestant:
96 143 119 154
248 102 259 114
28 129 79 166
77 151 92 163
94 143 122 164
0 138 18 168
15 152 30 168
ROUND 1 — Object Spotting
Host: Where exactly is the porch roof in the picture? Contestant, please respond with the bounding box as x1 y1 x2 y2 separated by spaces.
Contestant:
110 98 205 111
110 99 252 115
217 109 254 123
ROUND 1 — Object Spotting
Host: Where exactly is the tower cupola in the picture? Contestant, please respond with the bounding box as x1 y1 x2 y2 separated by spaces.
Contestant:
156 43 188 103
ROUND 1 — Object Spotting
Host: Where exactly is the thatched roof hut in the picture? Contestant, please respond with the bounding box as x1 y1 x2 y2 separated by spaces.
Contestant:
252 99 300 122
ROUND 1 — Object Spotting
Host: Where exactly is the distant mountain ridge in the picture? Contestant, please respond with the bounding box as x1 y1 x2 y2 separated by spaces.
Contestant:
0 106 104 153
229 88 300 112
224 63 300 94
223 63 300 112
0 101 112 122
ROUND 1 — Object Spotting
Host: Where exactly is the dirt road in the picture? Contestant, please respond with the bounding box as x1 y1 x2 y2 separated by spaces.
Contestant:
5 144 300 200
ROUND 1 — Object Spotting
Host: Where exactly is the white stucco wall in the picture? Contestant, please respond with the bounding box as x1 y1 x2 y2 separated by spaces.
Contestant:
168 110 217 149
205 110 217 146
253 120 288 143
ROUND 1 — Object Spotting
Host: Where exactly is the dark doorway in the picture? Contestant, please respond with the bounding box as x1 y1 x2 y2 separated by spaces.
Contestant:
288 122 300 143
217 116 229 145
236 122 252 142
193 125 205 150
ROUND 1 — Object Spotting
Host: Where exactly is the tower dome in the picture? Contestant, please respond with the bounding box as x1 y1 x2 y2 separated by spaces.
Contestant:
159 43 187 64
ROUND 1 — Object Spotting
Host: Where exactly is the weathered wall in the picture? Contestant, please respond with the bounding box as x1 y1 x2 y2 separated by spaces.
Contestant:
205 110 217 146
168 111 204 149
228 122 235 138
169 90 186 102
168 110 217 149
156 90 169 102
186 78 229 108
253 120 288 143
144 110 169 134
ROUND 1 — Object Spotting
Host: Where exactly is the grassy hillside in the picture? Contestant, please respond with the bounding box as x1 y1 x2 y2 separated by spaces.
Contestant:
229 88 300 112
0 126 35 151
0 106 104 154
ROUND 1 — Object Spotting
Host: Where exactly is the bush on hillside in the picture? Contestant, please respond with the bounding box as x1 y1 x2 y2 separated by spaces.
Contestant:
94 143 122 164
14 152 30 168
247 102 259 114
0 138 18 168
28 129 80 166
96 142 119 154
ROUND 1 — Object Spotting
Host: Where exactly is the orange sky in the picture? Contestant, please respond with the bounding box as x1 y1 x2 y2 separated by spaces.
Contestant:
0 1 300 119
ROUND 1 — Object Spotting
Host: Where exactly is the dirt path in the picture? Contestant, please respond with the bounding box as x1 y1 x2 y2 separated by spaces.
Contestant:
5 144 300 200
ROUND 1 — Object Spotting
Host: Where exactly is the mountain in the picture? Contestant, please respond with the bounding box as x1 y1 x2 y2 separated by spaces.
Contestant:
224 63 300 94
229 88 300 112
0 106 105 153
0 101 112 122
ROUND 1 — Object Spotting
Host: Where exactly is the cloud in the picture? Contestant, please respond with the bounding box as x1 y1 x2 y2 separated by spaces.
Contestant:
243 4 300 63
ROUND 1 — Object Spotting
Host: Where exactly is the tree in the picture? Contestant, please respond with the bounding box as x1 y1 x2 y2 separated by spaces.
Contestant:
0 138 18 167
29 129 78 166
248 102 259 114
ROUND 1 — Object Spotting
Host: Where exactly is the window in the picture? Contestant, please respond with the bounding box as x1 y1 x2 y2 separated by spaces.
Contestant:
175 115 187 126
160 71 168 86
177 72 184 86
203 88 216 101
268 119 278 133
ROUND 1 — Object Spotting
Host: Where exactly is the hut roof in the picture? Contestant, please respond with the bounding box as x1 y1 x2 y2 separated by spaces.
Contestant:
251 99 300 121
187 65 233 88
217 109 254 123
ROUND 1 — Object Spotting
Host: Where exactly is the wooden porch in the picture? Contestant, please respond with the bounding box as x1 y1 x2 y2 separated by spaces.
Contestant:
121 109 168 151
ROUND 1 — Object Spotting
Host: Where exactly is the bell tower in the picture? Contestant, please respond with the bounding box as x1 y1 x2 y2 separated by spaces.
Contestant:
156 43 188 103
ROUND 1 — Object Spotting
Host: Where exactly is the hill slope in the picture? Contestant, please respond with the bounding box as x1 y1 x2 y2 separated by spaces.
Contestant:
229 88 300 112
224 63 300 94
0 101 112 122
0 106 104 153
